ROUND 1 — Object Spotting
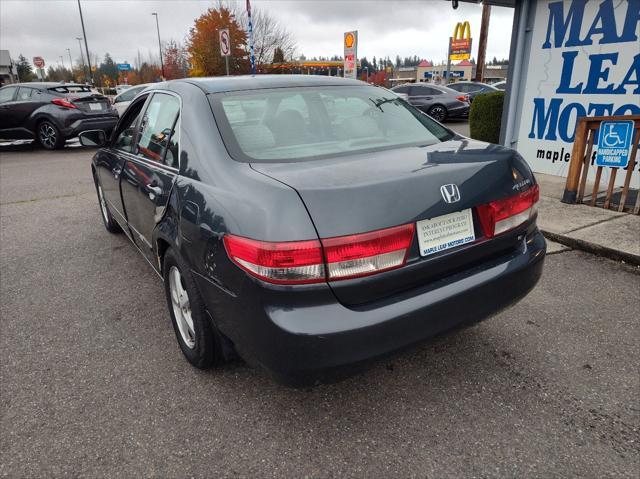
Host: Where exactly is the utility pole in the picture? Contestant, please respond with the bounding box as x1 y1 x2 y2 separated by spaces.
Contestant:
151 13 165 79
475 4 491 82
76 37 88 83
77 0 93 85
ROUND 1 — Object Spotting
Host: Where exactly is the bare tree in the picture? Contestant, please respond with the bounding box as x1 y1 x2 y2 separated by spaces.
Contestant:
223 2 297 66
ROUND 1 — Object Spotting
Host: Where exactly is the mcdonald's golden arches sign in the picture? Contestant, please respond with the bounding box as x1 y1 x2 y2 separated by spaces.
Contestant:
449 21 472 61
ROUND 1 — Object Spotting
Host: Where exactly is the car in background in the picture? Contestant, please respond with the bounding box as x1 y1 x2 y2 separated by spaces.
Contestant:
447 81 499 102
115 84 132 95
492 80 507 91
391 83 469 122
112 83 152 115
84 75 544 384
0 82 118 149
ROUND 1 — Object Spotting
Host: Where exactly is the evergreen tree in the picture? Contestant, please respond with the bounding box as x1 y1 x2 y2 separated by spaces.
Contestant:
272 47 285 63
16 54 36 82
98 53 118 85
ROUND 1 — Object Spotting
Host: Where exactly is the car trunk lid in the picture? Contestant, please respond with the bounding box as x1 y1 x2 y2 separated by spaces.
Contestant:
250 138 536 306
68 93 111 114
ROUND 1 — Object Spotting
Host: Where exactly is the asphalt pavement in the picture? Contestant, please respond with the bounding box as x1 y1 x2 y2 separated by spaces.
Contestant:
1 142 639 478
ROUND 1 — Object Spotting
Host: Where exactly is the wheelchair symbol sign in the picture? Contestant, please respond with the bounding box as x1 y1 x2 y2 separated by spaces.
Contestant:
595 120 635 168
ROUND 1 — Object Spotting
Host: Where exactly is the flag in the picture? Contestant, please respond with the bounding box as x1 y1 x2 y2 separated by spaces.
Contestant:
247 0 256 75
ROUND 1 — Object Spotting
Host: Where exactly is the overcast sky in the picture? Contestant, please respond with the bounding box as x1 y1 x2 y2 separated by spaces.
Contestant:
1 0 514 70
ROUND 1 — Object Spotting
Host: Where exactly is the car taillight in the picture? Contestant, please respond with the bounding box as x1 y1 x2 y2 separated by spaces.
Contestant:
322 224 415 280
223 223 415 285
223 236 325 284
476 184 539 238
51 98 77 109
456 95 469 102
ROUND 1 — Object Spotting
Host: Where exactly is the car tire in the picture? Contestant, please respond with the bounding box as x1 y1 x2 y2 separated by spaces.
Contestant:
163 247 222 369
427 105 448 123
93 174 121 234
36 120 65 150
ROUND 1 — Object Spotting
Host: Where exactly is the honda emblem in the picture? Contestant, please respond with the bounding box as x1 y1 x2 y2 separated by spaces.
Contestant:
440 184 461 204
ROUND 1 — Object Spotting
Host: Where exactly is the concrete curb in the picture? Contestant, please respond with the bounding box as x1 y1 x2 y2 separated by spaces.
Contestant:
541 230 640 266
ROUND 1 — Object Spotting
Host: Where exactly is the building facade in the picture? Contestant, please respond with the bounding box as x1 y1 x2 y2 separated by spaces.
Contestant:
0 50 17 85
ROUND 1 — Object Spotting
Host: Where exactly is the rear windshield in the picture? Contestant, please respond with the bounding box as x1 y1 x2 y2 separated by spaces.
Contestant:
48 85 92 94
210 85 454 162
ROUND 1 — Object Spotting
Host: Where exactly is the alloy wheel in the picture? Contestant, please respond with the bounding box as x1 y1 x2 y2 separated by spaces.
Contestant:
38 122 57 149
169 266 196 349
429 106 446 122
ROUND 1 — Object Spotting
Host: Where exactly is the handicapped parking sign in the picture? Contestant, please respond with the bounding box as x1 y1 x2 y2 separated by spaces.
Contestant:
595 120 635 168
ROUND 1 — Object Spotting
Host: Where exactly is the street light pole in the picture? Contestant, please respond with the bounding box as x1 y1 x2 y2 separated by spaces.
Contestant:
66 48 74 80
151 13 165 79
77 0 93 85
76 37 88 83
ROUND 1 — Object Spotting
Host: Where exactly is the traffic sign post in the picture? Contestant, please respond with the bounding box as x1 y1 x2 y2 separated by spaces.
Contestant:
32 57 45 81
595 120 635 168
219 29 231 76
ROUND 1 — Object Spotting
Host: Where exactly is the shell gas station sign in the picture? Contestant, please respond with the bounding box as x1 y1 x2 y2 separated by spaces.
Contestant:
449 21 472 61
343 30 358 79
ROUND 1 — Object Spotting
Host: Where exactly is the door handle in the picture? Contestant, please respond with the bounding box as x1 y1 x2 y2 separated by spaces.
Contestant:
147 184 163 199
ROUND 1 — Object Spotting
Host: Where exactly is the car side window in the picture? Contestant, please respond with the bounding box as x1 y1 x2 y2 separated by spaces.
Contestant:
393 85 409 94
0 86 17 103
136 93 180 166
114 100 145 153
16 87 35 100
410 86 434 96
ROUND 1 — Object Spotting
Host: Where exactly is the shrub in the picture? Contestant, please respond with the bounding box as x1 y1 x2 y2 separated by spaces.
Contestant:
469 91 504 144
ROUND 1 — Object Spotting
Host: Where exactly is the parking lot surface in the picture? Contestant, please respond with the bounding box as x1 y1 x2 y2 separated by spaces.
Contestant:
1 143 639 478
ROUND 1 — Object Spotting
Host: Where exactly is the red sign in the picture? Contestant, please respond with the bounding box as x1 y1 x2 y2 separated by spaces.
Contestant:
450 39 471 52
33 56 45 68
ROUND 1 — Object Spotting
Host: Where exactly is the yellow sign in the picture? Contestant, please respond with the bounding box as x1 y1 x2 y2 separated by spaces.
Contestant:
453 21 471 40
450 21 472 61
344 32 355 49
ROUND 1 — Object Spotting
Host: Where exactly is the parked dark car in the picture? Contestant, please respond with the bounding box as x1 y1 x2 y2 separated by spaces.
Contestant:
84 75 545 385
447 81 499 102
0 82 118 149
391 83 470 122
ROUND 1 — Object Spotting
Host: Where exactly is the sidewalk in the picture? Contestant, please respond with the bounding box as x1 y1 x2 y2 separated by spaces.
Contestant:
536 173 640 264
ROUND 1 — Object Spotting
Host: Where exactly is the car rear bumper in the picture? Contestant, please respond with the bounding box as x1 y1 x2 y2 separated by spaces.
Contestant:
60 116 118 138
197 230 545 385
449 104 470 118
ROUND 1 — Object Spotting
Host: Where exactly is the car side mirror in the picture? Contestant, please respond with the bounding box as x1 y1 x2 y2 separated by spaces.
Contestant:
78 129 107 147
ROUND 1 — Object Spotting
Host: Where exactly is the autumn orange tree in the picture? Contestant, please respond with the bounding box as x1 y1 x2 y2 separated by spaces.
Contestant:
187 6 249 76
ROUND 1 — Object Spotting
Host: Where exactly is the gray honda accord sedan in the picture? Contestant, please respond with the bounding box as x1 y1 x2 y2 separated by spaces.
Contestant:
83 75 545 385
